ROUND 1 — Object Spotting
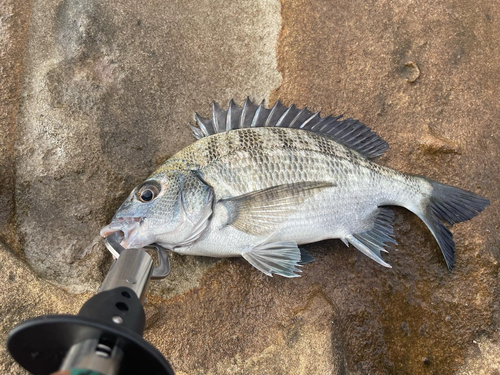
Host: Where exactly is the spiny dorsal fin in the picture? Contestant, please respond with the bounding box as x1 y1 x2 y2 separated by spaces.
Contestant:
189 98 389 158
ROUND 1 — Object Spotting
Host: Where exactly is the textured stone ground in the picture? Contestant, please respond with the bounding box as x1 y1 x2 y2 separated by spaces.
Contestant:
1 0 499 374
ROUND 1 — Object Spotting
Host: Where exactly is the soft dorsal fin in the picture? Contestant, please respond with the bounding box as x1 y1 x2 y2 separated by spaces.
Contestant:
189 98 389 158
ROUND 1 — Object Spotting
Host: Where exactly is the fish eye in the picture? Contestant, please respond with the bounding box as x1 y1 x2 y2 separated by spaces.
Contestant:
136 181 161 203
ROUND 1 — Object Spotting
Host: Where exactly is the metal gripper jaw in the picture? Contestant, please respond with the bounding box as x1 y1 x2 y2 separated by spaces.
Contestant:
104 232 171 279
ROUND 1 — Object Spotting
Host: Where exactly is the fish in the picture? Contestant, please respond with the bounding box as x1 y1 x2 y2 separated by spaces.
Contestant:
100 98 489 277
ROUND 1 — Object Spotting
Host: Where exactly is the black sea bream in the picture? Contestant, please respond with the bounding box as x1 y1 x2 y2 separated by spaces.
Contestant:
101 99 489 277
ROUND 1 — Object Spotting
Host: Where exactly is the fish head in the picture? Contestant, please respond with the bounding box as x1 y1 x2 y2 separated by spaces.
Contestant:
100 170 214 250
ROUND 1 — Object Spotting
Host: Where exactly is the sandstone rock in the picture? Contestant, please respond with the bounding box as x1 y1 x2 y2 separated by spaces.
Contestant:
271 0 500 372
457 333 500 375
0 243 89 374
0 0 31 253
14 0 281 293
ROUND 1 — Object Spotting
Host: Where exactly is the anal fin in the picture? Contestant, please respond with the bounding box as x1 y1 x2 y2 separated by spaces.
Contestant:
346 207 397 268
242 241 302 278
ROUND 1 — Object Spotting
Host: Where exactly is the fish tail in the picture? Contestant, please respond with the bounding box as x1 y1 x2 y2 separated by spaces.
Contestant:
416 179 489 270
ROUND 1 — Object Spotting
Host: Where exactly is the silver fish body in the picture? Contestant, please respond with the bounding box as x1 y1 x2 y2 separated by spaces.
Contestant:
170 128 421 254
101 99 489 277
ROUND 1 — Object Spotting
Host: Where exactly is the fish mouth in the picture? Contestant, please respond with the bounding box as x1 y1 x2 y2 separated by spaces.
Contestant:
100 217 144 249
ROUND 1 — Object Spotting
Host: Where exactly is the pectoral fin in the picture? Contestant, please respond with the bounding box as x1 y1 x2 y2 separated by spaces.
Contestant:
220 181 334 236
242 240 303 277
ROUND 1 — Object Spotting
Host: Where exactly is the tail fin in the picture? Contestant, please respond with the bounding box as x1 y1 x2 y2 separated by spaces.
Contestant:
419 180 489 270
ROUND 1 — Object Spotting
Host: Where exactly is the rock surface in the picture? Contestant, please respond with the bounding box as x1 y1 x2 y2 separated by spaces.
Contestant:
271 1 500 372
13 0 281 294
0 243 88 374
1 0 499 374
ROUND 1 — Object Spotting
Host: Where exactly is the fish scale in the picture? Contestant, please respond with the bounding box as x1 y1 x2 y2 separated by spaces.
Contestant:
188 129 410 199
160 127 429 259
101 99 489 277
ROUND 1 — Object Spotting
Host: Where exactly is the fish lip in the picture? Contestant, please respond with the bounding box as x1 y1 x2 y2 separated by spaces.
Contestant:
100 216 143 249
100 225 124 238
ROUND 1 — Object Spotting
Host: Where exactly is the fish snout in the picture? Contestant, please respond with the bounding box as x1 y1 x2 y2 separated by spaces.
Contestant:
100 217 143 249
100 222 124 238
